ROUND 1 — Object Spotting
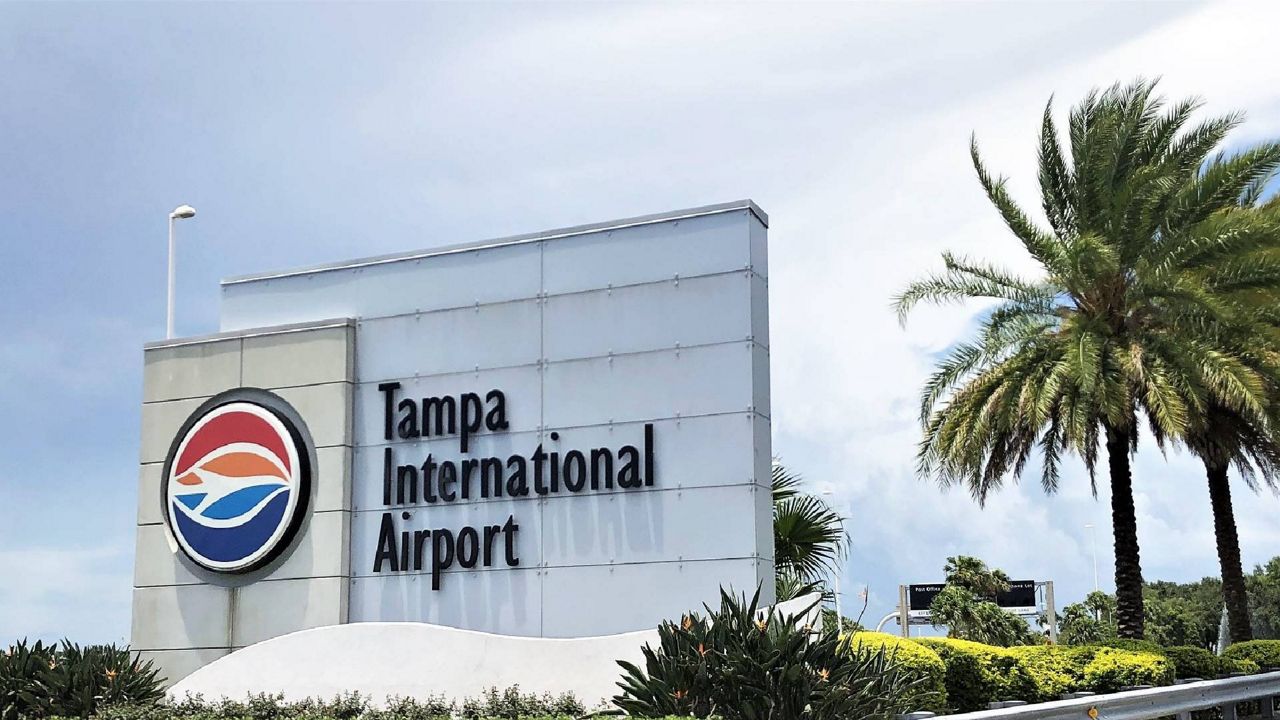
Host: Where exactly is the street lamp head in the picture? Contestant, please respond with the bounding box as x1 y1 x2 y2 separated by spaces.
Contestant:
170 205 196 220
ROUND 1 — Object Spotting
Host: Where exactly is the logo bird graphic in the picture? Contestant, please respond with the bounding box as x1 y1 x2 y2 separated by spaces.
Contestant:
164 400 307 572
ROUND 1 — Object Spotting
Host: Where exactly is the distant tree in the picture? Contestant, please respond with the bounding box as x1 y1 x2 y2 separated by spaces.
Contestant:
1059 591 1118 645
943 555 1012 596
1247 557 1280 639
1057 568 1280 650
929 556 1034 646
1145 579 1223 649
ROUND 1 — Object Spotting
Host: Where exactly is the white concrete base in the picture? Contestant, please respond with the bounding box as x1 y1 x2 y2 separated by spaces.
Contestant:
169 594 820 708
171 622 654 708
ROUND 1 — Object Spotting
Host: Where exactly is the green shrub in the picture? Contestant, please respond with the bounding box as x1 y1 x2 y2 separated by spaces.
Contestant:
1220 657 1262 676
1089 638 1167 655
1 639 57 720
2 640 163 719
1005 645 1091 701
1223 640 1280 670
844 632 948 713
914 637 1035 711
91 690 577 720
1161 646 1219 680
1080 648 1174 692
614 589 938 720
458 686 583 719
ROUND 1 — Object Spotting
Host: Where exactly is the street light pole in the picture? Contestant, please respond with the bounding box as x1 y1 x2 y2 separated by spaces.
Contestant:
821 488 844 624
167 205 196 339
1086 523 1099 592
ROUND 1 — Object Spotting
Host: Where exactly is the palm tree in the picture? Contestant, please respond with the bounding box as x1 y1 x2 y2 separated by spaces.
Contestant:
1185 403 1280 642
1181 220 1280 642
895 79 1280 638
772 462 847 598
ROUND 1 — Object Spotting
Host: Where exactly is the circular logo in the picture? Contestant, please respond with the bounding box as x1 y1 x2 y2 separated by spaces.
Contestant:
162 391 311 573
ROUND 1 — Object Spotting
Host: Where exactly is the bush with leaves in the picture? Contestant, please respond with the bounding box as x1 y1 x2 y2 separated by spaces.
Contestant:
52 642 165 716
843 632 947 713
458 686 583 719
1223 639 1280 670
1160 646 1220 680
1005 645 1088 701
89 689 583 720
914 637 1035 711
2 640 163 719
1080 648 1174 692
614 589 935 720
1 639 57 719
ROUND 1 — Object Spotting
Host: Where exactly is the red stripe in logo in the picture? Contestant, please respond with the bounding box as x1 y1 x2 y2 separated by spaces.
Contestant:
174 410 293 476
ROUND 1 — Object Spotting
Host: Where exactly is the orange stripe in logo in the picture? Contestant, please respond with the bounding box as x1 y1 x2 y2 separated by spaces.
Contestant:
199 451 287 481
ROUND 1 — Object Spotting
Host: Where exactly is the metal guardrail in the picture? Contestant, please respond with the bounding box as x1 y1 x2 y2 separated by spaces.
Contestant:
901 671 1280 720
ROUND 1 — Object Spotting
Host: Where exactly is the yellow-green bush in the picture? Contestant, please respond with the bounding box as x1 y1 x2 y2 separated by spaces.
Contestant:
913 637 1036 711
1080 647 1174 692
1006 645 1090 701
1223 658 1261 675
898 639 1176 708
1222 640 1280 670
844 632 948 713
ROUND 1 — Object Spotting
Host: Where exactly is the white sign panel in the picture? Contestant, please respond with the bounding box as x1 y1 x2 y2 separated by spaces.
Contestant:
219 201 774 638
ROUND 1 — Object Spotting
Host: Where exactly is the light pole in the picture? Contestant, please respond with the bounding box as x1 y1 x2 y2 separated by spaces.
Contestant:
167 205 196 339
1085 523 1099 593
821 489 844 624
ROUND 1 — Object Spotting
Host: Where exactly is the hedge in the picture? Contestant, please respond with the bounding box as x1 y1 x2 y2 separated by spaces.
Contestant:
1005 645 1092 701
844 632 948 713
1081 647 1174 692
1223 640 1280 670
904 639 1176 707
1160 645 1220 680
913 637 1036 711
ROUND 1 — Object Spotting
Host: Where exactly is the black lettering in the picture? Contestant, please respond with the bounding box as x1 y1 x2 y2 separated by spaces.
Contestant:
506 455 528 496
422 455 438 503
414 529 430 571
460 393 482 452
564 450 587 492
481 458 503 498
645 423 655 486
378 382 401 441
483 524 501 566
485 390 508 430
590 448 613 490
618 445 641 488
432 528 455 590
382 447 393 505
397 398 420 439
439 461 457 501
503 515 520 566
460 458 478 500
373 512 398 572
396 464 418 504
533 445 548 495
457 526 479 568
422 396 457 437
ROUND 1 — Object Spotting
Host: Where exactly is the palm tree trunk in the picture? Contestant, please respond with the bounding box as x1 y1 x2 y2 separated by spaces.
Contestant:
1205 460 1253 643
1106 425 1145 639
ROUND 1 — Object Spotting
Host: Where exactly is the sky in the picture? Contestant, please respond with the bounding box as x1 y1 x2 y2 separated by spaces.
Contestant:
2 0 1280 645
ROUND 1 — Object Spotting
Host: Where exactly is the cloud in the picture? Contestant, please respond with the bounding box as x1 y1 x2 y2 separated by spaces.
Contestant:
2 0 1278 642
0 545 132 645
759 0 1280 619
